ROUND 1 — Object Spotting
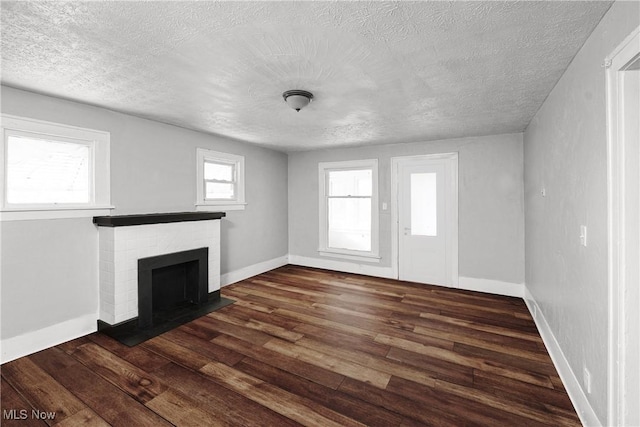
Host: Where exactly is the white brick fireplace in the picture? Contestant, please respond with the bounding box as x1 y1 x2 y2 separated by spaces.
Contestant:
96 214 222 325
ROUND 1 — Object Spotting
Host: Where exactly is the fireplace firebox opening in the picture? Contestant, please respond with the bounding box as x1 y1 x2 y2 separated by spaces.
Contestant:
138 247 208 329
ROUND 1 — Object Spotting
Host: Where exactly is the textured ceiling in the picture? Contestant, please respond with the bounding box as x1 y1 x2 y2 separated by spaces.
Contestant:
1 1 612 151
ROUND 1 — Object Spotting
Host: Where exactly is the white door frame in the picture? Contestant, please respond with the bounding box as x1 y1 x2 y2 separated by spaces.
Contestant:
605 26 640 427
391 153 458 285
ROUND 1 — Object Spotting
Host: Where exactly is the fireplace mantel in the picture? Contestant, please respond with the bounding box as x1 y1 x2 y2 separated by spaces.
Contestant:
93 211 225 227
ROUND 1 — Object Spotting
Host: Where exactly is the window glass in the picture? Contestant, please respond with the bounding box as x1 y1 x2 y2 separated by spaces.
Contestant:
328 169 372 197
6 135 90 204
410 172 437 236
328 197 371 251
204 161 234 182
205 182 235 200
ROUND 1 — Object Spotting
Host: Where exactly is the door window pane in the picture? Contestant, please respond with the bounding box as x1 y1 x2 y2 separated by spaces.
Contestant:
411 172 437 236
328 197 371 251
328 169 372 196
6 135 90 204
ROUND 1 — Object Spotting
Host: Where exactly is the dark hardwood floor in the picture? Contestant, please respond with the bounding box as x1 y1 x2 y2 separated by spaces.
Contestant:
1 265 581 426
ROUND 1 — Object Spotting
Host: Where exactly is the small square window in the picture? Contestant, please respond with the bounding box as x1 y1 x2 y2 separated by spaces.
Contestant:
196 148 245 211
204 160 236 200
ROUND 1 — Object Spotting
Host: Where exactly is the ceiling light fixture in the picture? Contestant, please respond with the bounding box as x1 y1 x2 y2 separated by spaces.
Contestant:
282 89 313 112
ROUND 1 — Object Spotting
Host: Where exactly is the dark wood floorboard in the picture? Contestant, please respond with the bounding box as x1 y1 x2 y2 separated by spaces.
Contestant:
1 265 581 426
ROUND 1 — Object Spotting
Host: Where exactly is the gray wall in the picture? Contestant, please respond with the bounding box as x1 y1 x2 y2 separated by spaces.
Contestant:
524 1 639 422
288 133 525 285
1 219 98 338
1 86 289 340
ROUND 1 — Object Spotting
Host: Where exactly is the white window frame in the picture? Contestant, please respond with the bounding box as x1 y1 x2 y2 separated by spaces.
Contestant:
0 114 112 221
318 159 380 262
196 148 246 211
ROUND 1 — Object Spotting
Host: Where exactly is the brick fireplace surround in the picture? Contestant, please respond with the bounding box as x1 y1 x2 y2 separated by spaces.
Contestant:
94 212 225 326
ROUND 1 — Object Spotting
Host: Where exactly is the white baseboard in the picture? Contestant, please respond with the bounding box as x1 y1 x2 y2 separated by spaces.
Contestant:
220 255 289 287
1 313 97 364
524 287 601 427
288 254 395 279
287 256 523 299
458 276 524 298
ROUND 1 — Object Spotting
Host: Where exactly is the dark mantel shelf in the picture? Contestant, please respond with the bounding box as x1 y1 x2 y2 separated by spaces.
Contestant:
93 212 225 227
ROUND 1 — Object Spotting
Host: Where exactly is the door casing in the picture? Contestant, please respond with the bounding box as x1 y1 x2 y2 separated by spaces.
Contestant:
606 26 640 427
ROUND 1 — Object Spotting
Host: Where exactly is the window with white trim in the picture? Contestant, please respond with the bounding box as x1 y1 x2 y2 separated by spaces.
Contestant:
196 148 245 211
319 159 379 261
1 114 111 221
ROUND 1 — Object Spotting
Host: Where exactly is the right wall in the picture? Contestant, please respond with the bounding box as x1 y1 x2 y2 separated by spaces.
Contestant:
524 1 639 423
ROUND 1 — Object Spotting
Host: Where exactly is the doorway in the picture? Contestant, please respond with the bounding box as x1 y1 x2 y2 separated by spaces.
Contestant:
606 27 639 427
391 153 458 286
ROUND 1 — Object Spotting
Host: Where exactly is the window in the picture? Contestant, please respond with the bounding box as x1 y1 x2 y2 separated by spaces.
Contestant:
1 114 111 221
196 148 245 211
319 159 379 261
410 172 437 236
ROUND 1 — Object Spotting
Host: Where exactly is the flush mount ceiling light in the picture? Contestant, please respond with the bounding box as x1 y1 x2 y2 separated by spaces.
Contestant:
282 89 313 112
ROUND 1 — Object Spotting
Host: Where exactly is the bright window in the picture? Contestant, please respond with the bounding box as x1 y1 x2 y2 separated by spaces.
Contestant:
196 148 245 210
1 114 111 221
319 159 379 261
410 172 437 236
7 134 91 204
204 160 235 200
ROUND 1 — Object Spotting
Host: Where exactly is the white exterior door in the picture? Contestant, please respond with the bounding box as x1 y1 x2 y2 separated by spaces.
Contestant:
395 154 458 286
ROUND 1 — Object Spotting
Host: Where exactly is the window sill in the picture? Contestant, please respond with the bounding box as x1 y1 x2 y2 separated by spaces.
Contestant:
318 250 381 263
0 206 115 221
196 203 246 212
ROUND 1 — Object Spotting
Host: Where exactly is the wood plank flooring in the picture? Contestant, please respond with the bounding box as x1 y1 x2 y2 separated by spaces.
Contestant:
1 265 581 426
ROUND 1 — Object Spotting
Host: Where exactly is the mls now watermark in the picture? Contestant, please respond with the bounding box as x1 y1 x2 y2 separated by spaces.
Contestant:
3 409 57 421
